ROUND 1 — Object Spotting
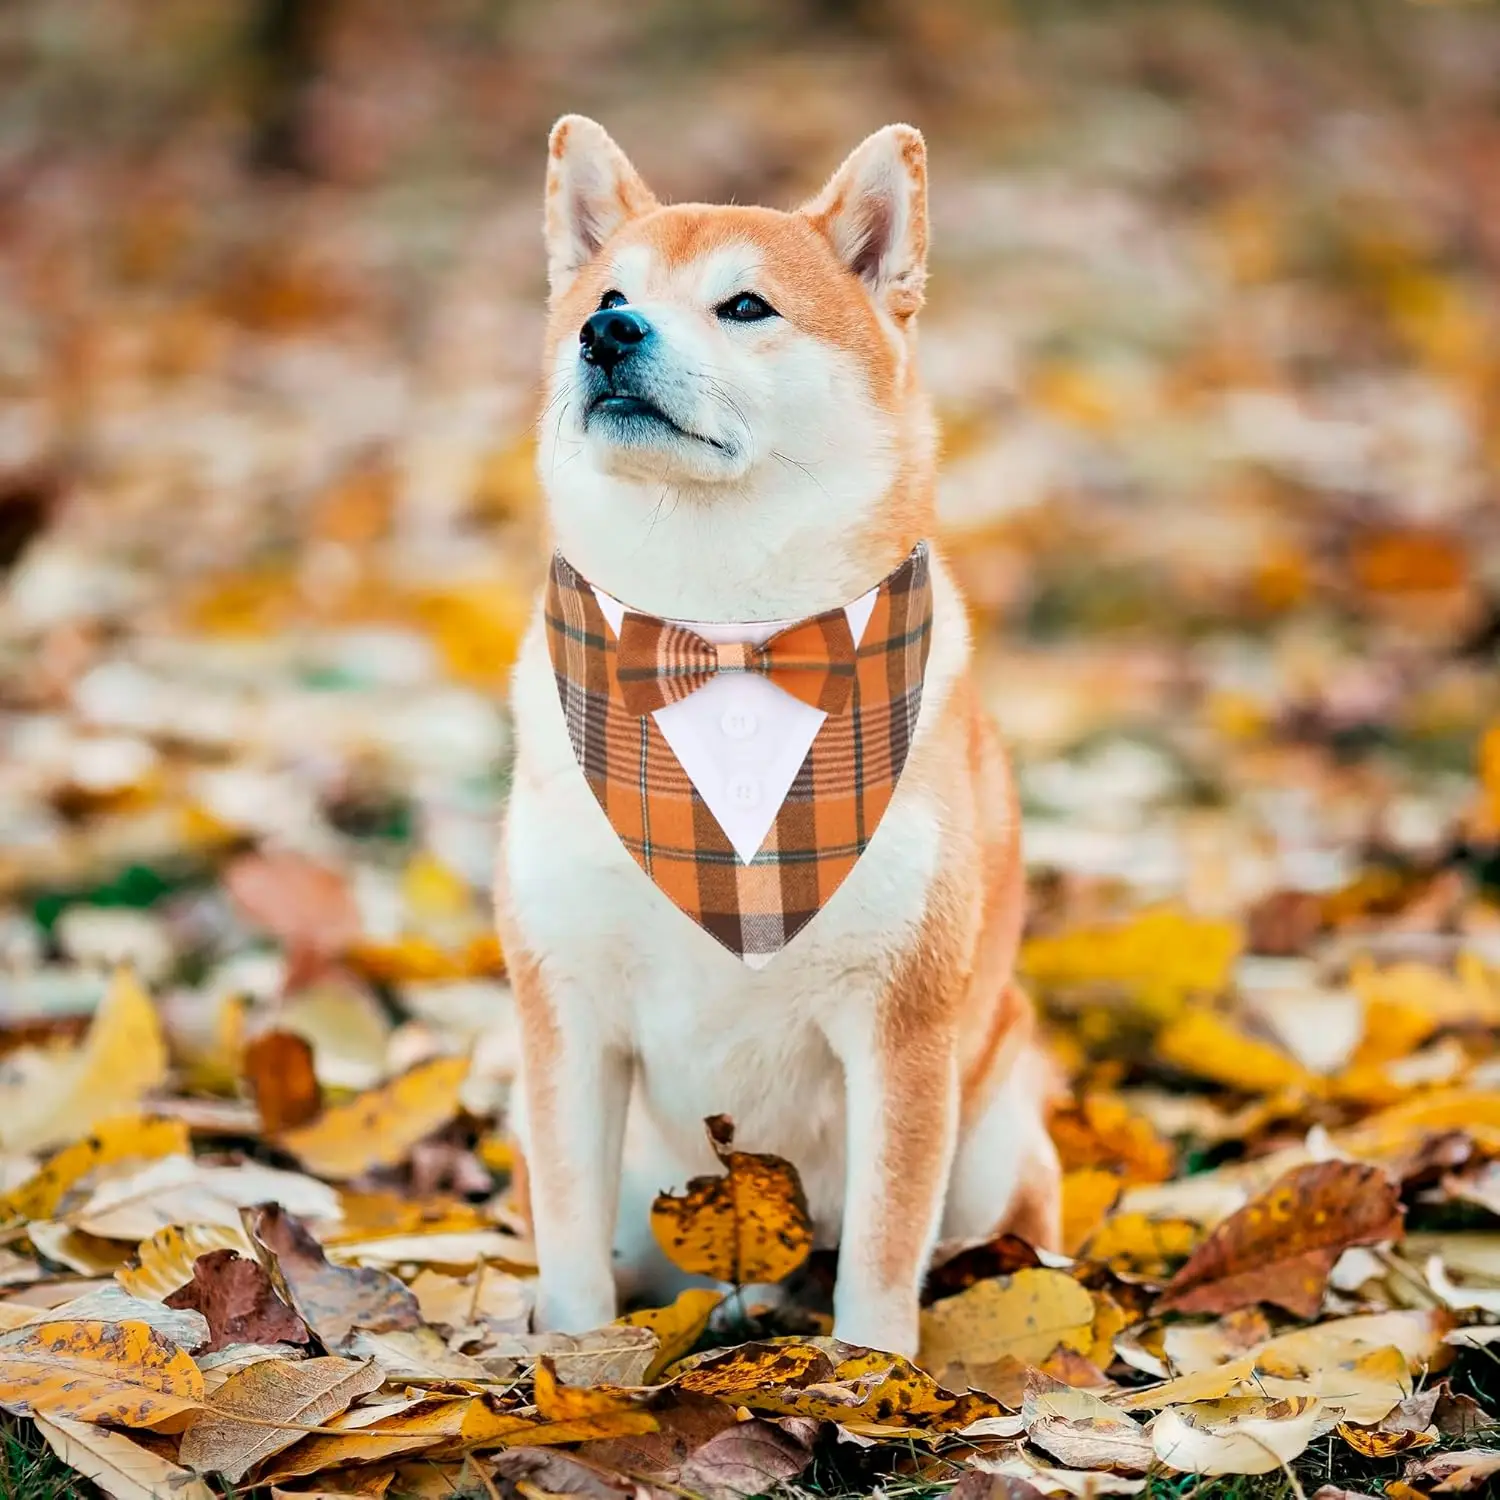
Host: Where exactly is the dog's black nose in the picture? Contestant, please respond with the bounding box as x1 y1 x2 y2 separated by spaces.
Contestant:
579 306 651 376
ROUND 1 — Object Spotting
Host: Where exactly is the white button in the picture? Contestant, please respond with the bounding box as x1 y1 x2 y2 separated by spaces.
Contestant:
727 775 761 807
720 707 758 740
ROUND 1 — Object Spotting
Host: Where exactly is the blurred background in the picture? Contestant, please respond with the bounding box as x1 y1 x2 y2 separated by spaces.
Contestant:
2 0 1500 1047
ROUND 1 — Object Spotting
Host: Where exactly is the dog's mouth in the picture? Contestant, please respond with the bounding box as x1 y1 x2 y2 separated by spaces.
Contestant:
584 392 729 454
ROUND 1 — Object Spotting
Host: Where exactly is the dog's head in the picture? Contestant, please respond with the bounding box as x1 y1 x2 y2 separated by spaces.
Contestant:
537 116 935 619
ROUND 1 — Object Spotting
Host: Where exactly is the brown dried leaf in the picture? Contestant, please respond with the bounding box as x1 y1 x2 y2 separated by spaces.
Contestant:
245 1031 321 1134
178 1355 384 1483
1157 1161 1403 1318
164 1250 309 1353
246 1204 420 1353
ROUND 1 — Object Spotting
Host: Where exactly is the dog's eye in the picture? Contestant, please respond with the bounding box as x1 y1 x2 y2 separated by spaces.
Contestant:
717 292 777 323
597 289 628 311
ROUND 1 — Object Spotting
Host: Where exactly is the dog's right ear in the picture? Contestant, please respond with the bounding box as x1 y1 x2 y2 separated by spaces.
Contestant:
544 116 657 297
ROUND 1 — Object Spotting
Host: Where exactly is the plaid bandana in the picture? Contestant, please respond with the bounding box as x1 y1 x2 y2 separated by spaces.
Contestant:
543 543 933 965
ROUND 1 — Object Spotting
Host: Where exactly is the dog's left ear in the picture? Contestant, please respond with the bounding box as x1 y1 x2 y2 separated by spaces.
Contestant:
801 124 928 321
544 115 658 296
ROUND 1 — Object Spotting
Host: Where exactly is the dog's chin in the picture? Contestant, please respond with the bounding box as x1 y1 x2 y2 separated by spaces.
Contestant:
582 397 745 485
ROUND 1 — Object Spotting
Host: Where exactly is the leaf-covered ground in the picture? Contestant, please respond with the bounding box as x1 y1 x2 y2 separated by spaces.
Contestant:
3 2 1500 1497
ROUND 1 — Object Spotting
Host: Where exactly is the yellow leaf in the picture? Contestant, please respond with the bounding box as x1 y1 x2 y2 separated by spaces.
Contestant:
674 1342 996 1433
1081 1214 1200 1280
401 853 472 922
649 1115 812 1285
1021 907 1241 1016
1049 1094 1175 1184
277 1056 470 1181
0 970 168 1154
1337 1089 1500 1159
116 1222 256 1301
919 1268 1098 1373
0 1318 205 1426
672 1342 828 1400
345 936 504 984
1336 1420 1438 1458
619 1288 722 1382
494 1357 658 1445
1154 1008 1314 1096
1061 1169 1122 1256
0 1117 188 1229
412 581 529 686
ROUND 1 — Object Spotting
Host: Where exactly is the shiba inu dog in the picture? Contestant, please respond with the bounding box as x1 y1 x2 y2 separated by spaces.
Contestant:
495 115 1061 1357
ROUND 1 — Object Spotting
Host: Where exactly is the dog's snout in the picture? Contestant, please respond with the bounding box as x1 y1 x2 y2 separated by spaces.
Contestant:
579 306 651 376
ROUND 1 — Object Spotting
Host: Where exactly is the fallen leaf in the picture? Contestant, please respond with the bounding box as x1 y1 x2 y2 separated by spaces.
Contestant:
1151 1394 1321 1475
1082 1213 1200 1281
117 1222 257 1300
342 1325 494 1382
1406 1447 1500 1491
35 1411 216 1500
650 1115 812 1285
408 1266 531 1334
179 1355 384 1483
1061 1168 1122 1255
1154 1008 1314 1095
1157 1161 1403 1317
678 1342 997 1433
620 1287 723 1381
920 1268 1098 1373
277 1055 470 1181
481 1326 659 1386
972 1451 1147 1496
0 1116 188 1228
1020 908 1241 1014
164 1249 309 1352
247 1204 421 1352
1337 1418 1438 1457
198 1342 308 1394
486 1446 640 1498
26 1284 209 1351
1048 1094 1175 1184
75 1155 340 1240
0 971 168 1154
0 1318 205 1425
260 1394 476 1481
245 1031 322 1133
1022 1376 1153 1473
675 1417 815 1499
225 853 362 990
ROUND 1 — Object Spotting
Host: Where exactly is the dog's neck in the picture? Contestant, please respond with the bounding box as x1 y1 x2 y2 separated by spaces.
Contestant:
546 464 932 625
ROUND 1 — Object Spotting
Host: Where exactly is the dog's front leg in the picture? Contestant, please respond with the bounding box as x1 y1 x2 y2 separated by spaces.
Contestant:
823 984 960 1357
510 949 630 1333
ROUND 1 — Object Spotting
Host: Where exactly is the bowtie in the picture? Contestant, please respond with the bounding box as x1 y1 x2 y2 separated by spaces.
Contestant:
614 606 858 717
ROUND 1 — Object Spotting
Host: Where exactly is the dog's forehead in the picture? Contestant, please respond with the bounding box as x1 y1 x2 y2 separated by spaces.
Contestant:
610 241 762 303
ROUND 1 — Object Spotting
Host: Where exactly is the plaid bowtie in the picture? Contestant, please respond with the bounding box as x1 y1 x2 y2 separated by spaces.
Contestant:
614 607 858 717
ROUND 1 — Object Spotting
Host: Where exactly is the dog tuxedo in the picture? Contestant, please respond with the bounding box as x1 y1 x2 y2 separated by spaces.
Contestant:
543 543 934 964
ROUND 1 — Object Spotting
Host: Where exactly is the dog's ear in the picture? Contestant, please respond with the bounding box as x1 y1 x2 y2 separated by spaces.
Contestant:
801 124 928 321
544 115 657 296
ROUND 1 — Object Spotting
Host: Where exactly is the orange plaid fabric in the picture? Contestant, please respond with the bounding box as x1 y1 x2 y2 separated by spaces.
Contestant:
543 543 933 964
615 606 858 715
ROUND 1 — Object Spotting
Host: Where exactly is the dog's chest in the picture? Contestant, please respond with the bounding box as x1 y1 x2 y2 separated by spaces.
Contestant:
502 620 946 1147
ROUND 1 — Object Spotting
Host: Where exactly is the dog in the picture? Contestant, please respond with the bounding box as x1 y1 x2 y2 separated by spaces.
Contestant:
495 115 1061 1358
